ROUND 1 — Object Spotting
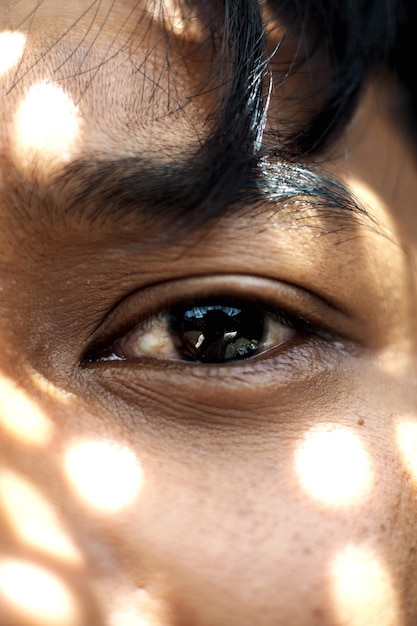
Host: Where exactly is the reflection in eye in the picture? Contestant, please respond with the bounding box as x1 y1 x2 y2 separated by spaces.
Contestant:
101 300 301 364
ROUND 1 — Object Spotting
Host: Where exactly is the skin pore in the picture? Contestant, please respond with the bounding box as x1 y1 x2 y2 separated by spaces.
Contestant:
1 1 417 625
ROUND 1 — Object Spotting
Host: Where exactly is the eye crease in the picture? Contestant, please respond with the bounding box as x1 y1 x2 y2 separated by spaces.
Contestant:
88 298 304 365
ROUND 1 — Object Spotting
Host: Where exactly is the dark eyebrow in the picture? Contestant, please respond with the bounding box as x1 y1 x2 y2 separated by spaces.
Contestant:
52 155 215 227
254 158 379 235
36 153 378 241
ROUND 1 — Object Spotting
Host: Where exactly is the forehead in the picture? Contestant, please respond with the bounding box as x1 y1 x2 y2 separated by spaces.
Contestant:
0 0 214 174
2 0 417 247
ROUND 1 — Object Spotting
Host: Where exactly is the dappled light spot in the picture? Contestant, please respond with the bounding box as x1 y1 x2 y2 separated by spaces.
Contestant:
146 0 205 39
63 440 143 513
329 544 401 626
108 588 171 626
0 470 83 565
396 419 417 481
0 31 26 76
0 377 52 445
0 559 82 626
295 424 373 506
12 82 81 169
349 178 386 216
29 370 76 406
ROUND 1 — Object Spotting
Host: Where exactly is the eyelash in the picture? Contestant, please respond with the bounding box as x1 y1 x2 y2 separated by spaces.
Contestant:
82 283 337 369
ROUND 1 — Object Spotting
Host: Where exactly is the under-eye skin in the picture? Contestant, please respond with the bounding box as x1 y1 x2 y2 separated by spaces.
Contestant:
85 297 328 366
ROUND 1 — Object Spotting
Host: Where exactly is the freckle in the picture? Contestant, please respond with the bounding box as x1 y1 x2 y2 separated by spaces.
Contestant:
313 607 325 619
409 546 416 554
357 418 365 426
380 524 386 533
237 509 250 517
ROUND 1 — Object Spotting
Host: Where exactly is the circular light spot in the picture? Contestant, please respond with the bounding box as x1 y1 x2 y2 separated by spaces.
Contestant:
63 440 143 512
0 471 83 565
0 377 52 445
146 0 205 39
295 424 373 506
0 559 81 626
329 545 402 626
12 82 80 168
108 589 171 626
0 31 26 76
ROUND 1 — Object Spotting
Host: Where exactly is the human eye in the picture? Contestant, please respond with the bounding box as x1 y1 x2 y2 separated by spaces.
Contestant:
82 275 342 368
87 301 301 364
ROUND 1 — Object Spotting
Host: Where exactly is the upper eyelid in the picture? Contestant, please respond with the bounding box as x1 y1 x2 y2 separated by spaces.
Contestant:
84 274 342 342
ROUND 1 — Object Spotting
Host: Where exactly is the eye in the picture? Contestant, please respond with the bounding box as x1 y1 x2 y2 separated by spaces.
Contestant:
88 298 310 365
82 274 351 370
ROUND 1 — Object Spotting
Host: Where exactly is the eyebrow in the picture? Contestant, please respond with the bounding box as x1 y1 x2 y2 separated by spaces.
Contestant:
27 153 376 241
52 155 215 227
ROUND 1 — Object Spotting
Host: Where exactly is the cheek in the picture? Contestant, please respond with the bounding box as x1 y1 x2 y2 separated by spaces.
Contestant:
1 372 416 626
86 418 415 626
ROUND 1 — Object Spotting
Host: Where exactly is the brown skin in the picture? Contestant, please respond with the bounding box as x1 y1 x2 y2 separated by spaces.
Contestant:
0 1 417 625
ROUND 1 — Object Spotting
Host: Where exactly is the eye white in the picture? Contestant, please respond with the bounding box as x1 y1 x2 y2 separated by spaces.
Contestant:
115 313 178 360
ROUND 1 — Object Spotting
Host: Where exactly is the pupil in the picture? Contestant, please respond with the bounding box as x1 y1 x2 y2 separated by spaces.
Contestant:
169 303 265 363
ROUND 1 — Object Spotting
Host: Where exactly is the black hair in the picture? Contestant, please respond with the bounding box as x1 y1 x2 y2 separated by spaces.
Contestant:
4 0 415 231
147 0 415 227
